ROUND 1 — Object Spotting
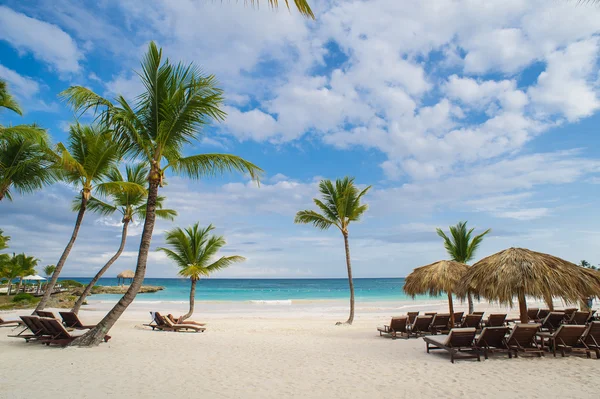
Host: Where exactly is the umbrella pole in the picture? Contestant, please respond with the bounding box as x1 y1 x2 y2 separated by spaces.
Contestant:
447 292 455 327
518 292 528 323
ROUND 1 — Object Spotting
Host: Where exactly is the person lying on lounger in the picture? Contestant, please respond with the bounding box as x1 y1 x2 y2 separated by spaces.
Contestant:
167 314 206 326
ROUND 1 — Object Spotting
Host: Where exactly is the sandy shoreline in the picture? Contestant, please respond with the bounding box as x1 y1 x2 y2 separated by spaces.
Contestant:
1 300 597 399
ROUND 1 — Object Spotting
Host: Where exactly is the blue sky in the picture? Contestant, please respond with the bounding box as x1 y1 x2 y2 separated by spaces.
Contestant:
1 0 600 278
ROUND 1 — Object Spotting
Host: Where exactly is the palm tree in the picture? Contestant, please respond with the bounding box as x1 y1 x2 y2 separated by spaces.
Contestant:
14 253 39 294
0 229 9 250
43 265 56 279
247 0 314 18
61 42 262 346
436 221 491 314
0 79 22 115
35 123 139 311
158 223 245 320
71 164 177 314
295 177 371 325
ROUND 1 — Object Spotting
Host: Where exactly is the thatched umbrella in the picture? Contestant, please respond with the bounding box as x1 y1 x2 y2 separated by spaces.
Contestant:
404 260 470 326
457 247 600 323
117 270 134 286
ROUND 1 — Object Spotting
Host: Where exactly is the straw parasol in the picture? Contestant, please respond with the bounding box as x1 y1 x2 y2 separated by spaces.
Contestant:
117 270 135 286
404 260 470 326
457 247 600 323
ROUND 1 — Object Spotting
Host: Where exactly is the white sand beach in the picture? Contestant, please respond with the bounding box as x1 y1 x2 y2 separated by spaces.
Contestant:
1 301 597 399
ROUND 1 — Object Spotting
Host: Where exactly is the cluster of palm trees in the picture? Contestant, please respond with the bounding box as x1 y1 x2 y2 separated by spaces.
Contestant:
0 229 46 296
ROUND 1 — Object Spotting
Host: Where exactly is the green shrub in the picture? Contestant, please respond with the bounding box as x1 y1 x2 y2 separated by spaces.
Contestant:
59 279 84 288
12 293 35 303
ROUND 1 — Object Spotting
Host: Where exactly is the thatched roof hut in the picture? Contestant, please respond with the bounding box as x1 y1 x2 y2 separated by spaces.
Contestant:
457 247 600 322
117 270 135 285
404 260 470 326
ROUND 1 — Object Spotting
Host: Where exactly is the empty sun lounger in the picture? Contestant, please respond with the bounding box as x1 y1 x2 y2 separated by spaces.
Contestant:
0 316 24 328
407 312 419 324
407 315 433 338
537 309 550 321
527 308 539 322
35 310 57 319
562 308 578 321
506 324 543 357
429 313 451 335
461 314 483 329
452 312 464 327
59 312 96 329
474 326 511 359
377 316 408 339
484 314 507 328
8 316 51 342
579 321 600 359
569 311 591 325
540 312 565 332
38 318 110 346
423 328 480 363
537 325 589 358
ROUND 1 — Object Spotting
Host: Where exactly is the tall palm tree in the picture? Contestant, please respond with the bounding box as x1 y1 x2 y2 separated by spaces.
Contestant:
295 177 371 325
61 42 262 346
0 79 22 115
0 229 9 250
436 221 491 314
1 253 37 295
43 265 56 279
35 124 140 311
158 223 245 320
0 79 49 142
14 253 39 294
71 164 177 314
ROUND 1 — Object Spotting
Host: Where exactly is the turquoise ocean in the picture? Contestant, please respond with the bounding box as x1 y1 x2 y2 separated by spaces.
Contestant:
60 277 422 303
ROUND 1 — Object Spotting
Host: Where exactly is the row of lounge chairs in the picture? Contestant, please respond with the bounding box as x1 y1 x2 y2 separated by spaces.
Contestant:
423 322 600 363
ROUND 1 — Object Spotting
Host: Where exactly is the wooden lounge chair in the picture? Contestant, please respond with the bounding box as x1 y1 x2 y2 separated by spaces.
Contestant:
423 328 480 363
527 308 539 322
578 321 600 359
59 311 96 329
537 325 589 358
424 312 437 316
569 311 591 325
505 324 543 357
407 312 419 324
474 326 511 359
461 314 483 329
39 318 110 346
540 312 565 332
484 314 507 328
147 312 205 333
562 308 578 321
377 316 408 339
407 315 433 338
536 309 550 321
452 312 464 327
35 310 57 319
8 316 51 342
429 313 451 334
0 316 24 328
472 311 485 316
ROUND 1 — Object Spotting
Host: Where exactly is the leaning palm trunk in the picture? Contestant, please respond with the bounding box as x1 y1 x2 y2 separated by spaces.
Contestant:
72 220 129 314
72 180 159 346
341 232 355 325
182 278 197 321
35 194 88 311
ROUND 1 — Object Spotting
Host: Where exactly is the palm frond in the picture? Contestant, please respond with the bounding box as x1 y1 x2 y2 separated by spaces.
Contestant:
245 0 315 18
166 153 262 182
294 210 336 230
0 79 22 115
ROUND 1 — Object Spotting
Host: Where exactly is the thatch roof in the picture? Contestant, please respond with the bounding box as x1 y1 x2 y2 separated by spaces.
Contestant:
117 270 135 279
456 247 600 306
404 260 470 297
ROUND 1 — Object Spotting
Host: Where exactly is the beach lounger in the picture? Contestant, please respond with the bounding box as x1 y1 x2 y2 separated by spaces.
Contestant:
429 313 451 334
59 311 96 329
38 318 110 346
505 324 543 357
484 314 507 328
540 312 565 332
461 314 483 329
424 312 437 316
377 316 408 339
527 308 539 322
8 316 51 342
407 315 433 338
562 308 578 321
35 310 57 319
452 312 464 327
568 311 591 325
579 321 600 359
147 312 205 333
0 316 24 328
472 311 484 316
537 325 589 358
423 328 480 363
474 326 511 359
407 312 419 324
537 309 550 321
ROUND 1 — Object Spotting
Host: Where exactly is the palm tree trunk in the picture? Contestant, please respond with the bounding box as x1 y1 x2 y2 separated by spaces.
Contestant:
339 232 355 325
72 220 130 314
544 294 554 311
448 292 455 327
518 291 528 323
467 293 474 314
6 281 11 295
16 277 23 294
72 179 159 347
181 278 197 321
0 184 9 201
35 194 88 311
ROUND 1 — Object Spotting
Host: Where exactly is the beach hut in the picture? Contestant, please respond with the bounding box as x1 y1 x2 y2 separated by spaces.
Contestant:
404 260 469 327
457 247 600 323
117 270 135 286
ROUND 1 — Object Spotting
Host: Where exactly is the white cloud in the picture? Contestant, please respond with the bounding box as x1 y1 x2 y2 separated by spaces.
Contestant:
0 64 40 99
0 6 82 73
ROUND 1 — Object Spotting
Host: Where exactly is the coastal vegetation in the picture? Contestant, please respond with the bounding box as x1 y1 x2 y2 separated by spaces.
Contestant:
295 177 371 325
158 223 245 320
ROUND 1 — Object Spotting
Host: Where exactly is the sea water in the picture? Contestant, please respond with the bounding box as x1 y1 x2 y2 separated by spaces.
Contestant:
60 277 430 303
